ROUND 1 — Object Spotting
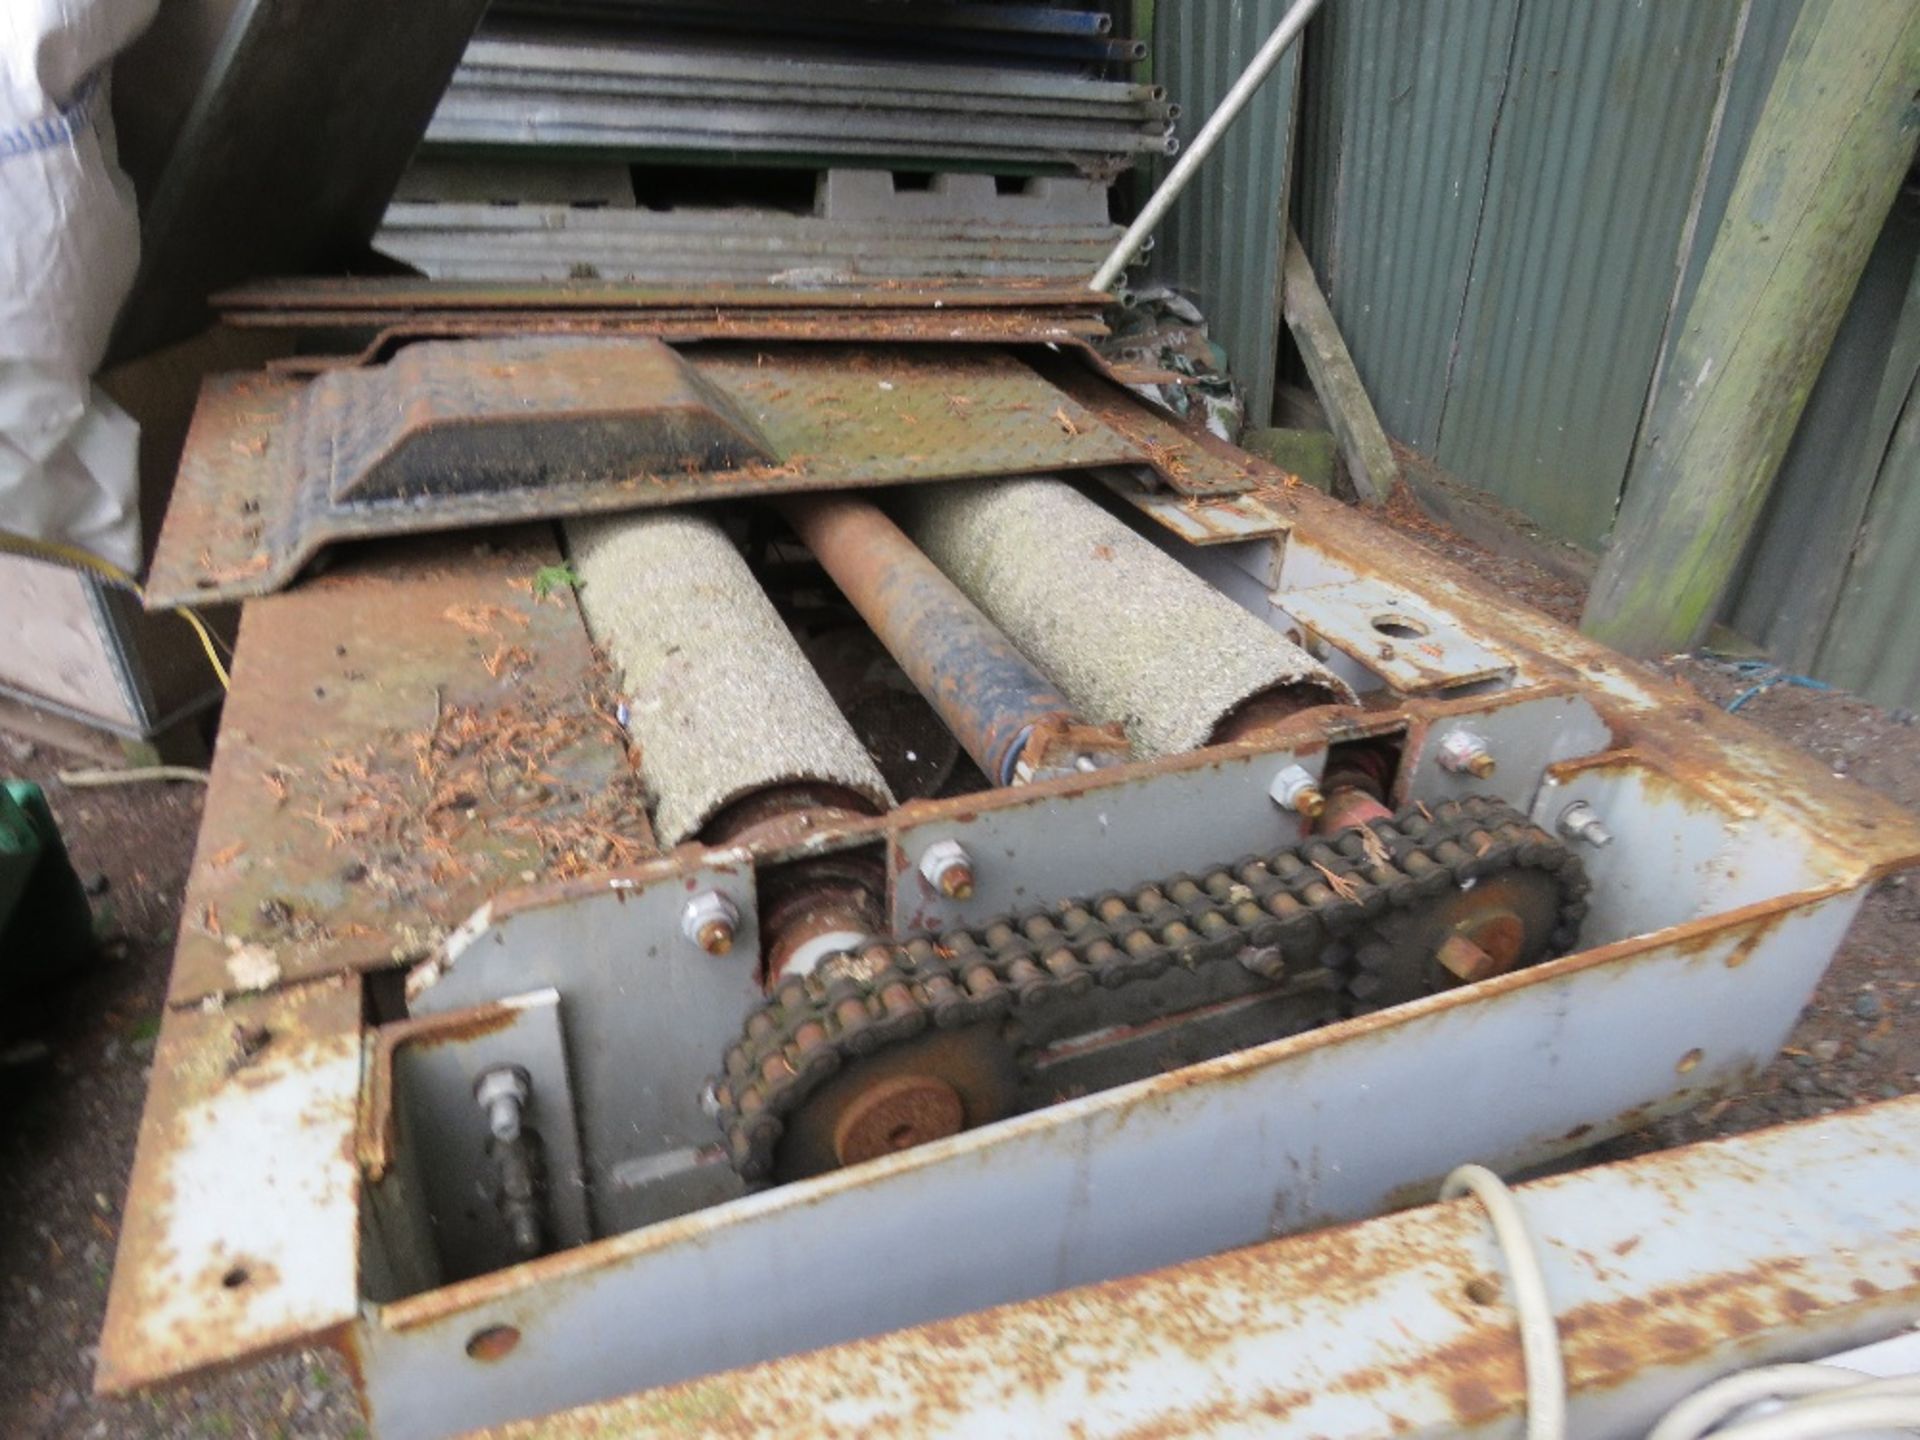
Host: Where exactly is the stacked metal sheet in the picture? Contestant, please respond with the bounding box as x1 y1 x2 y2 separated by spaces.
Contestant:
422 29 1173 173
375 170 1139 285
487 0 1148 70
389 2 1161 288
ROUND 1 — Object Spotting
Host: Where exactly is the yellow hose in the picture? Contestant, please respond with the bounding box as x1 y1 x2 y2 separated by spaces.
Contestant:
0 530 230 690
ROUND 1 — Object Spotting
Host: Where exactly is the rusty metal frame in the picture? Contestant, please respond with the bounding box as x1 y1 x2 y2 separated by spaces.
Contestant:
101 341 1920 1435
459 1095 1920 1439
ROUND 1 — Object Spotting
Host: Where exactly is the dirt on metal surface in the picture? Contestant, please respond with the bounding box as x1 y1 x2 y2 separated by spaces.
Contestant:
146 346 1148 607
96 978 363 1397
164 531 645 1008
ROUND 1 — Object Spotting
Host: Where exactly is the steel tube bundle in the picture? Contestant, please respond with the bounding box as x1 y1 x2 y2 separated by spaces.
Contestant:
374 202 1126 284
424 30 1171 171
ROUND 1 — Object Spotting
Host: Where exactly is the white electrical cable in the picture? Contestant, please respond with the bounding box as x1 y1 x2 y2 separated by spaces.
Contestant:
1648 1365 1877 1440
1702 1394 1920 1440
1441 1163 1568 1440
1444 1165 1920 1440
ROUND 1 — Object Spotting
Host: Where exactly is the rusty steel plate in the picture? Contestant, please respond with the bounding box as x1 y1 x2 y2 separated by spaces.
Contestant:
307 337 776 506
145 343 1147 607
1044 357 1290 498
163 530 647 1008
1097 466 1297 544
266 309 1112 375
97 976 363 1395
214 275 1115 314
1282 578 1517 695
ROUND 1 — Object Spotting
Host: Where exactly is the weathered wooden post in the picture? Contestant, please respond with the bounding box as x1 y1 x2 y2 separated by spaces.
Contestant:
1580 2 1920 656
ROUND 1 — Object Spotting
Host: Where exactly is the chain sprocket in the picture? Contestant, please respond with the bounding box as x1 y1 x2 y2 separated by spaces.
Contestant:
710 795 1588 1183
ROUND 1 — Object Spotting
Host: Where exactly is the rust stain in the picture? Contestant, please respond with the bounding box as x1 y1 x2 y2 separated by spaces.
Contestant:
97 976 362 1397
164 532 649 1009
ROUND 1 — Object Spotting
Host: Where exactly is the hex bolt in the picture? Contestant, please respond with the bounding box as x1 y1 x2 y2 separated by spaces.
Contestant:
1437 730 1497 779
1269 763 1326 820
681 890 740 955
474 1066 530 1143
919 839 975 899
1558 801 1614 848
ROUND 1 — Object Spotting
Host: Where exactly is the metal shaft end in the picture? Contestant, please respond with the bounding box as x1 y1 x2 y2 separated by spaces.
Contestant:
682 891 741 955
1269 764 1325 819
1437 730 1496 780
919 840 975 901
1557 801 1614 848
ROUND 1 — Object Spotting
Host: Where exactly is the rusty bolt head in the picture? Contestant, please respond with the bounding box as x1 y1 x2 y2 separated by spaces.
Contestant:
919 840 974 900
1437 730 1495 780
681 890 740 956
1436 934 1499 984
1269 763 1326 819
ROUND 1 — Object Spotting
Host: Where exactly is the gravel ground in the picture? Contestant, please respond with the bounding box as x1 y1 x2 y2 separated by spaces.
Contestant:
0 501 1913 1438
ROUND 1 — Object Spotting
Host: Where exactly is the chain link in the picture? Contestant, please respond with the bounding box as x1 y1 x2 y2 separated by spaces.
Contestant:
711 795 1588 1182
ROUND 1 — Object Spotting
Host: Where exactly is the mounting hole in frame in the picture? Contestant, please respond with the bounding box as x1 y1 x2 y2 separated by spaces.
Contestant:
466 1324 522 1362
1370 612 1430 639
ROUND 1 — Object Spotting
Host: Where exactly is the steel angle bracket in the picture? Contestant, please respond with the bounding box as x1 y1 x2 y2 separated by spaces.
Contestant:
144 339 1156 607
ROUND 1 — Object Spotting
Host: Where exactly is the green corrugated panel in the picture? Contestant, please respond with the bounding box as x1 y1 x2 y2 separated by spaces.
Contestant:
1295 0 1521 450
1433 0 1741 548
1150 0 1302 430
1814 344 1920 712
1661 0 1805 345
1727 190 1920 670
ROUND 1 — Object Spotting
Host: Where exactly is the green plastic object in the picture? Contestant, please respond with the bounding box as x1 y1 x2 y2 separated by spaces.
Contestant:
0 782 93 994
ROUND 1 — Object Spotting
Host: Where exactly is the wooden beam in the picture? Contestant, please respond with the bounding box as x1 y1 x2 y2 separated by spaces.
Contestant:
1281 230 1396 506
1581 1 1920 656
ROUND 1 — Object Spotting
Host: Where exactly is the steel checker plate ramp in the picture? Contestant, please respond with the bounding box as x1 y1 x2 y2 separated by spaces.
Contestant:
97 977 362 1394
164 531 646 1008
146 342 1146 606
1282 578 1516 694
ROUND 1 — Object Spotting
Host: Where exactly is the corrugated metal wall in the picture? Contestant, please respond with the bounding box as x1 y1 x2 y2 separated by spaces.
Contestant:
1295 0 1742 549
1236 0 1920 708
1148 0 1302 429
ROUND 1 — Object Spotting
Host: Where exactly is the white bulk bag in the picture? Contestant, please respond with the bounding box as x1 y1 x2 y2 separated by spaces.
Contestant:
1 0 159 574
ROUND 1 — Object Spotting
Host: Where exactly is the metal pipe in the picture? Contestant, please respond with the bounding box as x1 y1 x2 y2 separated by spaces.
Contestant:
461 37 1166 105
780 493 1090 787
1090 0 1325 292
452 69 1176 124
430 94 1174 155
